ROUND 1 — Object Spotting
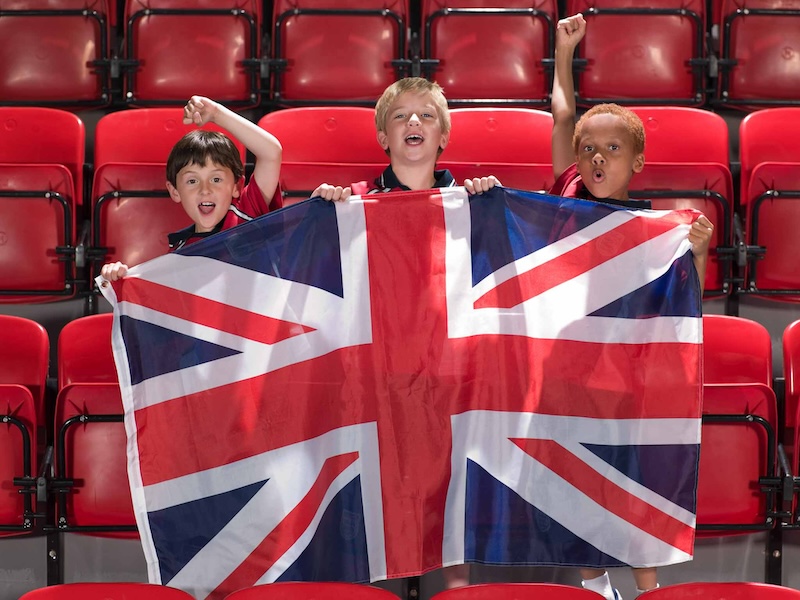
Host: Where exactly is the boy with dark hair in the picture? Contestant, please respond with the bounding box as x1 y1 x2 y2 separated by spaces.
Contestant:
101 95 283 281
550 13 714 599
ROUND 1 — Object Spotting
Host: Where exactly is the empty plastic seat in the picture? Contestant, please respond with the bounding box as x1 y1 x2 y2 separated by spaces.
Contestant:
20 582 197 600
0 0 112 108
442 107 554 191
223 582 402 600
0 315 47 535
421 1 557 106
257 107 387 203
717 0 800 110
429 583 603 600
567 0 708 106
122 0 262 107
696 314 778 535
783 319 800 467
0 107 85 303
90 108 246 286
52 313 136 537
270 0 408 105
627 107 734 298
638 581 800 599
738 107 800 298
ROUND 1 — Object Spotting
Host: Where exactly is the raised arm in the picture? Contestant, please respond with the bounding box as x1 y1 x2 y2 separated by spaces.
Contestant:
184 96 282 202
551 13 586 180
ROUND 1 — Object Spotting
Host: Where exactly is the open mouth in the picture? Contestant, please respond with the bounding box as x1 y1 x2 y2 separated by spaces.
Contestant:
198 201 216 215
592 169 605 183
405 134 424 145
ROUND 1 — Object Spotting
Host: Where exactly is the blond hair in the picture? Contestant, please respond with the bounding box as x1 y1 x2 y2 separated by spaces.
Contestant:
374 77 451 137
573 103 645 155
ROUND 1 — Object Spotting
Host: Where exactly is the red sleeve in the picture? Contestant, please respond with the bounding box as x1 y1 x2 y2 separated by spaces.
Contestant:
235 179 283 218
351 180 370 196
549 163 582 198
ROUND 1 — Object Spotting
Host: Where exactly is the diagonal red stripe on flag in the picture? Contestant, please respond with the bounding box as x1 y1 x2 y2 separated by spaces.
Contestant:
475 213 686 309
512 438 695 555
209 451 360 600
117 278 315 345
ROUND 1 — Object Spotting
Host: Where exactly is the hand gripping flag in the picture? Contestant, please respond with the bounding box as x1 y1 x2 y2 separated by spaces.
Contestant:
98 186 704 600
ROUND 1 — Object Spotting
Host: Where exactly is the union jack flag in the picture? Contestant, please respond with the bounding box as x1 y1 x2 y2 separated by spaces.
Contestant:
99 186 703 600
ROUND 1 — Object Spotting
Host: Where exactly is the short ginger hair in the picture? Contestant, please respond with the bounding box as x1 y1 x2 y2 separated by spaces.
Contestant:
573 103 645 156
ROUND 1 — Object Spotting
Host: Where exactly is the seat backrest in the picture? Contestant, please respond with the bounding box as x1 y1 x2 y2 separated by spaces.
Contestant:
567 0 707 106
0 106 85 208
784 319 800 432
271 0 408 104
638 581 800 599
702 314 772 385
738 108 800 297
739 107 800 209
20 582 197 600
696 316 776 534
123 0 262 107
0 316 45 528
718 0 800 110
421 0 557 105
94 107 246 167
631 106 729 165
257 107 387 202
442 107 554 191
0 0 111 107
223 582 402 600
429 583 605 600
58 313 117 387
0 315 49 424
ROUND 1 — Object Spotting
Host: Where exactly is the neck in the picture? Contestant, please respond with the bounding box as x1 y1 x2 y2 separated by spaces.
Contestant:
392 162 437 191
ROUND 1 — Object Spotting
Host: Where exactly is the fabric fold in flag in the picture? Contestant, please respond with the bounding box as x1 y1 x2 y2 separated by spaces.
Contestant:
98 186 703 600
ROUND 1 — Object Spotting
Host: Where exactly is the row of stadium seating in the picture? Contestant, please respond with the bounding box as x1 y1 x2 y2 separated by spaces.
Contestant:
16 580 800 599
0 103 799 311
0 311 797 586
1 0 799 110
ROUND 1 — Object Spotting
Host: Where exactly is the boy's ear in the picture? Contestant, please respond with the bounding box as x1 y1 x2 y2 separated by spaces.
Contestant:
439 131 450 152
633 153 645 174
233 175 245 198
166 181 181 203
377 130 389 152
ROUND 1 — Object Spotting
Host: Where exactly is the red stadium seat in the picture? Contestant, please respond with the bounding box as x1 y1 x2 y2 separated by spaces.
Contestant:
0 107 85 303
53 313 136 538
19 582 196 600
257 107 387 203
270 0 408 105
442 107 554 191
637 582 800 599
0 315 47 535
567 0 708 107
0 0 112 108
429 583 603 600
696 315 778 535
90 108 246 293
717 0 800 110
737 107 800 299
626 107 733 298
420 1 557 106
122 0 262 107
785 320 800 430
223 582 401 600
782 320 800 505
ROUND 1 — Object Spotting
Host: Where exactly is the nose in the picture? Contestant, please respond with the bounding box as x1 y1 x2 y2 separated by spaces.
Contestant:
408 112 421 126
592 151 605 165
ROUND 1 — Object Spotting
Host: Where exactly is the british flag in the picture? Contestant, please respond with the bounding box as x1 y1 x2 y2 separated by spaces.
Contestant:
99 186 703 599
